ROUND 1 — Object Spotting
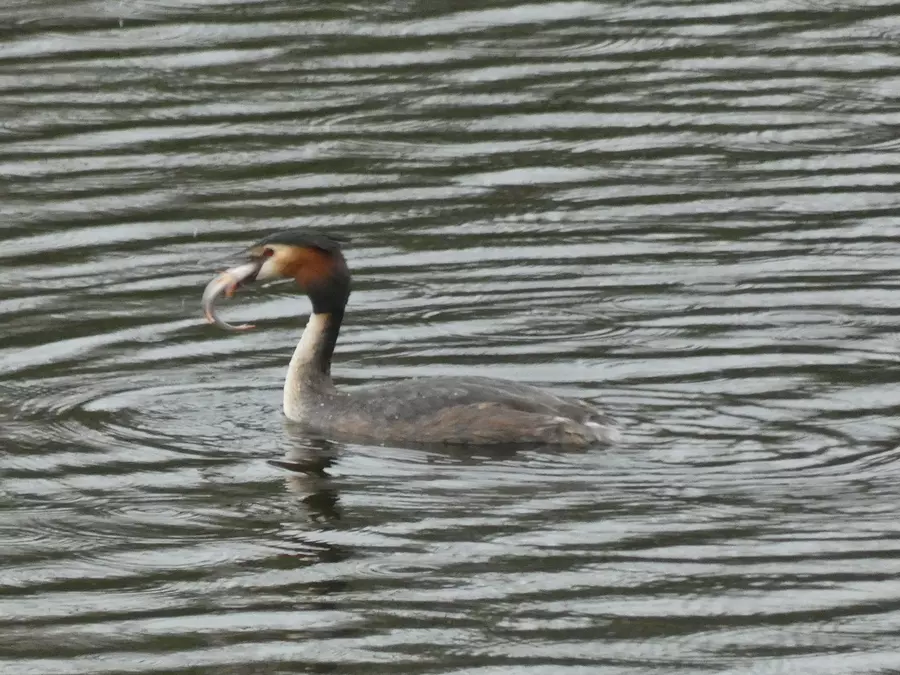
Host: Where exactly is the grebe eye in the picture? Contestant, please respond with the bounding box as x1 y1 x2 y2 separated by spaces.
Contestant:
262 248 275 258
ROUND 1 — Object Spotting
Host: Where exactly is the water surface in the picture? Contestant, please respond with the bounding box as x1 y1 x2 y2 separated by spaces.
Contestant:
3 1 900 673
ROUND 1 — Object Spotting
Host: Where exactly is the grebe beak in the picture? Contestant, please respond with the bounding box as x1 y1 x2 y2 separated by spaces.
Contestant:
201 259 264 332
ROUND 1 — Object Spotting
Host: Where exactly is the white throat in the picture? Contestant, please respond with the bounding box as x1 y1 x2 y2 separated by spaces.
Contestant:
283 312 332 420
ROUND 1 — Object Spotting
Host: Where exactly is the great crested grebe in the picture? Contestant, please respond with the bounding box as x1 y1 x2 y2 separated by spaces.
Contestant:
202 230 619 448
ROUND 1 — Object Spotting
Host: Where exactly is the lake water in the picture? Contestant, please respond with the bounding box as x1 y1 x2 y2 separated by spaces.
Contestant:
3 1 900 673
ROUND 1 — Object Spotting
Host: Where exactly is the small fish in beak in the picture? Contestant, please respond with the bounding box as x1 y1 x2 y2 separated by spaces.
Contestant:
201 261 262 331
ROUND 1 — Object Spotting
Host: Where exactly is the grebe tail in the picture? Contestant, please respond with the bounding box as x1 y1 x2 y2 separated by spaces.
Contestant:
202 230 619 448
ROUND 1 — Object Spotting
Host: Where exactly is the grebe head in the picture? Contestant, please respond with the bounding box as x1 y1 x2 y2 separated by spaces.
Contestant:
251 231 351 314
202 230 351 331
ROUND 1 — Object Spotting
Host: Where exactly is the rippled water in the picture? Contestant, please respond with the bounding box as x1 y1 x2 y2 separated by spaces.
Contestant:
4 1 900 673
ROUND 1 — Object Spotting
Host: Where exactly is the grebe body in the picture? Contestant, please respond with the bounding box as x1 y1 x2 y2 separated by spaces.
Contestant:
202 231 618 448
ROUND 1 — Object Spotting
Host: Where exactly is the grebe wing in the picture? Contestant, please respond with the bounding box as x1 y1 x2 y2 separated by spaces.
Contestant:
411 401 618 446
342 376 616 443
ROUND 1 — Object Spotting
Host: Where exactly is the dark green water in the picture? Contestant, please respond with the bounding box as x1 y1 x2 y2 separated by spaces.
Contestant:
3 1 900 673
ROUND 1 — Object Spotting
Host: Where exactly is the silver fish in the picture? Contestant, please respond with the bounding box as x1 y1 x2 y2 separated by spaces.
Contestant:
201 261 261 332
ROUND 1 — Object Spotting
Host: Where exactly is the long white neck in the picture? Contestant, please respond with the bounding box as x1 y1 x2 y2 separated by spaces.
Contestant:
283 312 338 420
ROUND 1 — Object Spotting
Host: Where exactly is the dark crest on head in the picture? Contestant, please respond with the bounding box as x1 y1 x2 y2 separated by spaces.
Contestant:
253 230 349 253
